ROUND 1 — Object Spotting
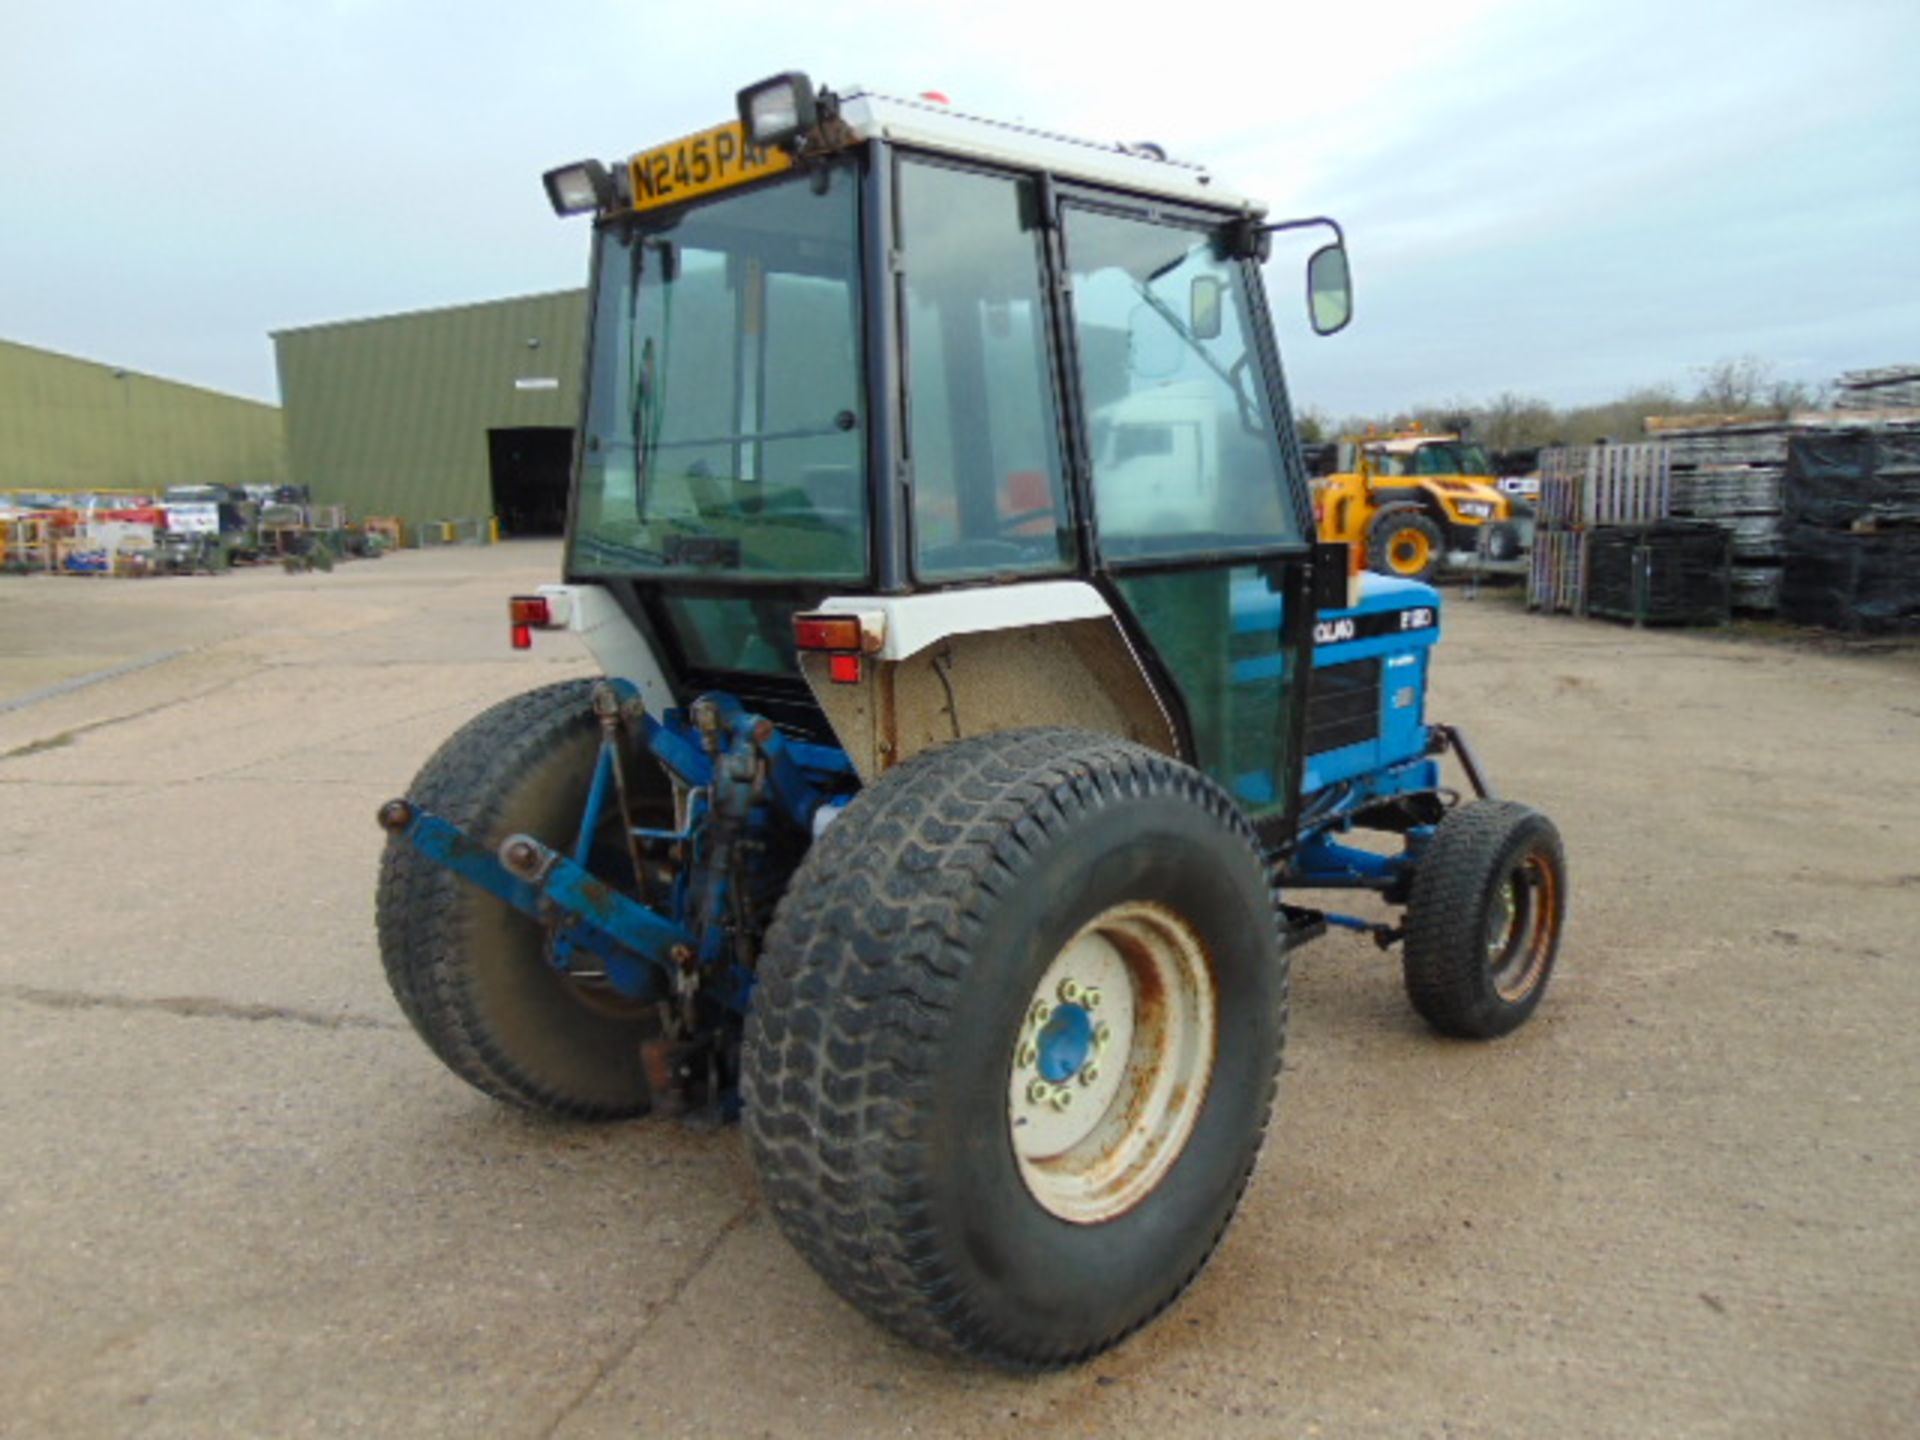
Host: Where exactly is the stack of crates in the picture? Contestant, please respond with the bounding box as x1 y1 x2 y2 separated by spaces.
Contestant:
1529 443 1675 615
1780 428 1920 633
1585 522 1732 626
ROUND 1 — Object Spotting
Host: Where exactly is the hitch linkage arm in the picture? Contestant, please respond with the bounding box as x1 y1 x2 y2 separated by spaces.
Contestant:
377 799 691 1003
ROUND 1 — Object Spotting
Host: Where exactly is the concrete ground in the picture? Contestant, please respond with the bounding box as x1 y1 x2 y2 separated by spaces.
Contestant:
2 544 1916 1439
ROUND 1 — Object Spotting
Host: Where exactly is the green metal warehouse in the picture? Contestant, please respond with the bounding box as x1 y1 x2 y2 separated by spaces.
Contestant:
272 291 587 540
0 339 286 496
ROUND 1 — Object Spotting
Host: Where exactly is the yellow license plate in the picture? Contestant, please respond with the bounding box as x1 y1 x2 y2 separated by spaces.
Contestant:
628 121 792 213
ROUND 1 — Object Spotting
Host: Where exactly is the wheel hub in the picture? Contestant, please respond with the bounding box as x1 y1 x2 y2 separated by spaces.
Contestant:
1006 902 1216 1225
1034 1000 1097 1084
1487 859 1554 1001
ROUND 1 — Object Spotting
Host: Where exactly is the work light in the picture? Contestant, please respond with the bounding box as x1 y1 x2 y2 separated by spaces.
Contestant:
542 160 615 217
736 72 818 149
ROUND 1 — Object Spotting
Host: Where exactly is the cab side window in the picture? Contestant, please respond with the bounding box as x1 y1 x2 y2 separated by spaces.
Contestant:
1063 208 1300 560
898 161 1076 580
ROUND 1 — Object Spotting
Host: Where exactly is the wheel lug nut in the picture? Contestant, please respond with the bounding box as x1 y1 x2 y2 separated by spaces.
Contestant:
1016 1042 1038 1069
1050 1087 1074 1111
1031 1000 1052 1025
1093 1022 1112 1049
1027 1079 1051 1105
1079 1063 1100 1086
1058 979 1081 1003
1082 986 1101 1010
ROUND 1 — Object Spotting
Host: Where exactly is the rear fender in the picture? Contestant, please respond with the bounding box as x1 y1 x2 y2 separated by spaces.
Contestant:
796 582 1178 779
534 583 674 717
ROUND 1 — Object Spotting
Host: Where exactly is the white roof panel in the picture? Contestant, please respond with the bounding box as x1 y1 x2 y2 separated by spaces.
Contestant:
833 89 1263 216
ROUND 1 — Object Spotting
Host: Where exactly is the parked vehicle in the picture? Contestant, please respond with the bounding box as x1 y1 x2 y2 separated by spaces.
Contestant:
1316 427 1522 580
376 75 1568 1369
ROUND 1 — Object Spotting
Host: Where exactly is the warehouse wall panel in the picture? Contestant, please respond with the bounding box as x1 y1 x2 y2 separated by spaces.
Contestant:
272 291 587 534
0 339 286 494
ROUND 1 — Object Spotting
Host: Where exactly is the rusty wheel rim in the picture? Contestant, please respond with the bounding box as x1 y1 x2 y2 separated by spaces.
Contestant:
1488 850 1557 1002
1006 902 1217 1224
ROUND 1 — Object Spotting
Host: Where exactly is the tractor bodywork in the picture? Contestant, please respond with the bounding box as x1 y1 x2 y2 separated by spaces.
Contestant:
377 77 1565 1367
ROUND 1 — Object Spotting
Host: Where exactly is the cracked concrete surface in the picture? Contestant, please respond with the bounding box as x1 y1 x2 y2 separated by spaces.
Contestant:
2 545 1917 1438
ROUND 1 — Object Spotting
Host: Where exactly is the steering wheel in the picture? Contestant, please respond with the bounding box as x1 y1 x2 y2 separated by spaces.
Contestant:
918 539 1035 573
997 507 1058 537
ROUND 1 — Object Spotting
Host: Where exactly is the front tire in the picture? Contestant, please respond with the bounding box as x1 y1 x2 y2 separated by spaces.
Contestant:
742 728 1287 1369
1403 800 1567 1038
376 680 667 1117
1367 508 1444 583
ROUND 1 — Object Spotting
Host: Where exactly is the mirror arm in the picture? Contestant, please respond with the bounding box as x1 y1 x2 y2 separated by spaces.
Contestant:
1224 214 1347 262
1260 215 1346 248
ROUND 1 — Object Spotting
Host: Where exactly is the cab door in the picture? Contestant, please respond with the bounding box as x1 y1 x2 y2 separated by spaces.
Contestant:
1056 200 1315 831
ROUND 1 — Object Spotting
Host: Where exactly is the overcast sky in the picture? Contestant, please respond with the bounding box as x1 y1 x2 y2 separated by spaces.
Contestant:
3 0 1915 417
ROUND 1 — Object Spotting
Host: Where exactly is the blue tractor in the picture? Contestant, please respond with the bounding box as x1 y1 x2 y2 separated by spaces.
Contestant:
376 74 1567 1370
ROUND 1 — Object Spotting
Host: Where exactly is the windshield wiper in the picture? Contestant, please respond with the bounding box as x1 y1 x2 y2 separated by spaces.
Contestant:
1131 276 1237 394
1130 268 1262 431
627 239 679 517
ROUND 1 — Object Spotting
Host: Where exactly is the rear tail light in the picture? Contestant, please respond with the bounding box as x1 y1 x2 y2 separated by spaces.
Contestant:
510 594 554 651
793 614 863 652
794 611 875 685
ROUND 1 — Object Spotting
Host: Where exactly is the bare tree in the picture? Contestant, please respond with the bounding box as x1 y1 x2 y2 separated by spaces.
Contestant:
1478 392 1559 450
1764 378 1828 415
1692 355 1773 412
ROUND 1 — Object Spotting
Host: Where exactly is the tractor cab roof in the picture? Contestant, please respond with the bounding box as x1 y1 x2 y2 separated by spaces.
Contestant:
1373 433 1463 454
827 89 1263 214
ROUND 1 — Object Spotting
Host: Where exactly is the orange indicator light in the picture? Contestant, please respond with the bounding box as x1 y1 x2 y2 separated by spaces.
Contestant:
794 614 863 651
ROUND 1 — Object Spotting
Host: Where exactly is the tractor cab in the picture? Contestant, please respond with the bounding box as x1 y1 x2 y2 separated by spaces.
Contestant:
377 74 1565 1372
537 76 1367 841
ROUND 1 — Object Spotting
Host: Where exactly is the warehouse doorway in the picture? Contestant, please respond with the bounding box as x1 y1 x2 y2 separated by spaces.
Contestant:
488 427 573 537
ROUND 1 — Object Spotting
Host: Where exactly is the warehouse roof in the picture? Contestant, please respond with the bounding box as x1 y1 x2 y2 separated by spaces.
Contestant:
271 288 583 340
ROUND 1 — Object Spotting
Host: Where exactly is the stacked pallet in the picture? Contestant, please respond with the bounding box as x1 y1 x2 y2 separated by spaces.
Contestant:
1649 408 1920 613
1780 430 1920 633
1650 418 1790 610
1529 443 1681 618
1585 523 1731 627
1536 443 1672 528
1836 365 1920 411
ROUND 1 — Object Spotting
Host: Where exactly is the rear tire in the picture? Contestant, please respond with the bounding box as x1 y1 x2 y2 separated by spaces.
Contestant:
743 728 1287 1369
376 680 666 1117
1403 800 1566 1039
1481 521 1522 562
1366 509 1444 583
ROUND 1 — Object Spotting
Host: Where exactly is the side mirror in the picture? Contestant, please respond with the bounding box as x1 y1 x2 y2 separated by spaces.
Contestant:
1307 244 1352 336
1190 275 1224 340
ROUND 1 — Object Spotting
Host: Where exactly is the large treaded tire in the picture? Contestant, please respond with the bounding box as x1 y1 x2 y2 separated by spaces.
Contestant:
1366 507 1444 583
376 679 664 1118
742 728 1287 1370
1403 800 1567 1039
1481 520 1523 562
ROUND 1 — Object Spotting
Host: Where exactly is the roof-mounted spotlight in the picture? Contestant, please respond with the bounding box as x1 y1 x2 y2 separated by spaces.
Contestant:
542 159 615 218
736 71 818 151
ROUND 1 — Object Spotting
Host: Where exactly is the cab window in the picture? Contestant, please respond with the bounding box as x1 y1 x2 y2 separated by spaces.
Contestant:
898 161 1076 580
1063 208 1300 560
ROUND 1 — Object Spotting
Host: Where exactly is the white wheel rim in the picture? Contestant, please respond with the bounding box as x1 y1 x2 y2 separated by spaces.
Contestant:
1006 902 1217 1224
